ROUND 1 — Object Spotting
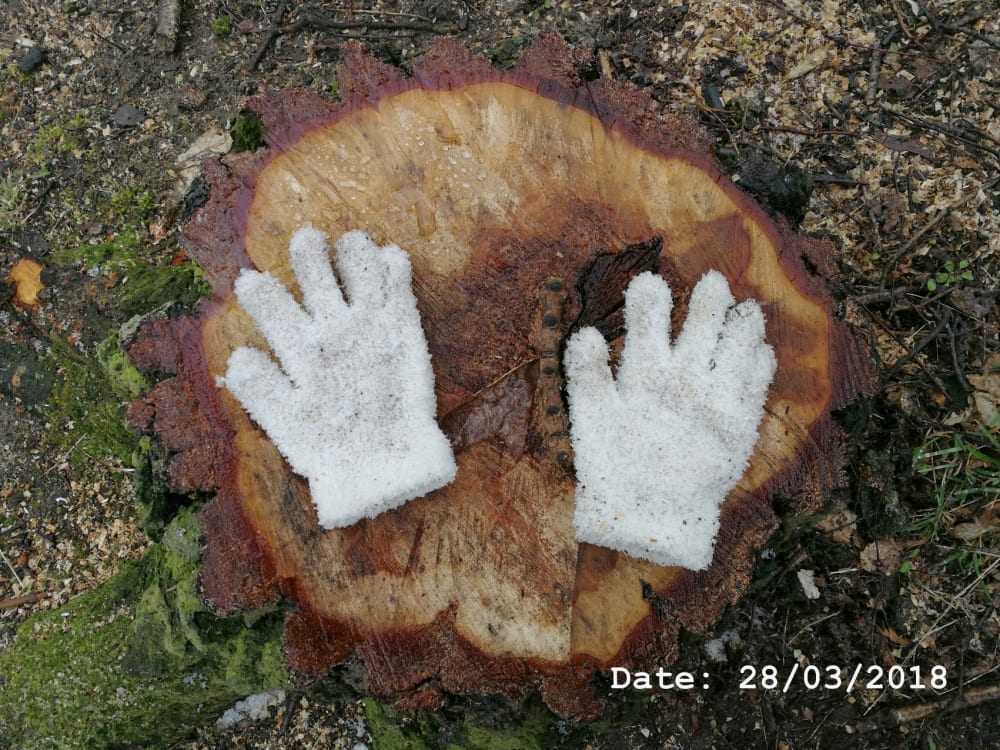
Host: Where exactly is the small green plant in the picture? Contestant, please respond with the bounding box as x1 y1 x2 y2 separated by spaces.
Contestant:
231 112 265 152
909 421 1000 573
211 16 233 37
926 258 973 291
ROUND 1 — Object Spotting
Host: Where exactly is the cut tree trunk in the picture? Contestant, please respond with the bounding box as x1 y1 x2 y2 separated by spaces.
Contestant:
126 35 872 718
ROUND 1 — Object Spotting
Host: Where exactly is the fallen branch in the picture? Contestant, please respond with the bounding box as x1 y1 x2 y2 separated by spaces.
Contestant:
246 0 288 72
247 6 450 71
0 592 48 611
285 14 450 36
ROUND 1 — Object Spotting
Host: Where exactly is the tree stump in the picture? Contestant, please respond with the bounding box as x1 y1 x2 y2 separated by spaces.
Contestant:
126 35 872 718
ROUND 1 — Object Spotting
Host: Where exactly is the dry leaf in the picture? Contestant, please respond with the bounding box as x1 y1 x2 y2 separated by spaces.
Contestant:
879 627 914 647
860 538 903 574
950 521 988 542
817 506 858 544
968 354 1000 426
786 47 831 79
5 258 44 308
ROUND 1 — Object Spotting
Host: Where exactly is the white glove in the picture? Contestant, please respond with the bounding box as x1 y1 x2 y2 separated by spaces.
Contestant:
564 271 776 570
217 226 457 529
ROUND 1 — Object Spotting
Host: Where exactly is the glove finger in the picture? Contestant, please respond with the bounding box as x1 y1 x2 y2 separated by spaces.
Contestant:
709 301 776 443
619 272 673 389
622 272 673 355
673 270 735 373
710 300 767 386
564 326 616 425
233 269 312 372
335 230 414 311
288 225 346 318
726 301 775 403
219 345 298 449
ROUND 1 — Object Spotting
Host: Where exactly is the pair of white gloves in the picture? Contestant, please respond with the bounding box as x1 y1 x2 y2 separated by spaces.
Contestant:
218 226 776 570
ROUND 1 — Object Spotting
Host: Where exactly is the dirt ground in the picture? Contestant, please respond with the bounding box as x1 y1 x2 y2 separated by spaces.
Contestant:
1 0 998 748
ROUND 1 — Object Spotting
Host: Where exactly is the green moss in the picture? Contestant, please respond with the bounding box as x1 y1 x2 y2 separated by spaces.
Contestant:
364 695 572 750
457 724 544 750
40 194 209 468
231 112 265 152
490 35 530 70
0 513 287 749
23 117 84 170
96 333 148 401
363 699 431 750
0 109 94 230
160 505 202 563
43 334 140 467
55 227 209 320
115 250 210 319
131 436 175 535
0 177 27 231
212 16 233 37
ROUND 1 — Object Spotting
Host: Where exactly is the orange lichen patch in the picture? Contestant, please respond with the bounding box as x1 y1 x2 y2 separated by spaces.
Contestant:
6 258 44 308
128 35 873 717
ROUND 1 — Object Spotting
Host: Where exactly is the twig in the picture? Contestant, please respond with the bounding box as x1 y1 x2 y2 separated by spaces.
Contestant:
1 546 23 587
41 434 86 476
933 543 1000 559
939 23 1000 50
0 592 48 611
888 0 914 40
884 176 1000 281
946 319 972 393
912 0 941 32
862 187 886 264
345 8 438 25
853 286 920 306
869 28 900 104
786 611 840 646
857 681 1000 731
285 15 450 36
880 103 1000 162
247 0 288 72
882 313 951 382
904 556 1000 665
757 125 857 138
812 174 861 186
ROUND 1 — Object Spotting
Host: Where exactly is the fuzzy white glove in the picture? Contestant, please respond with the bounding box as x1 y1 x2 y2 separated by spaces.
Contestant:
217 226 457 529
564 271 776 570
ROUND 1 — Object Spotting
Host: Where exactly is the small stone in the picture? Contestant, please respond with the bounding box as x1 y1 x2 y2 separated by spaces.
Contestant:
112 104 144 128
18 47 45 74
